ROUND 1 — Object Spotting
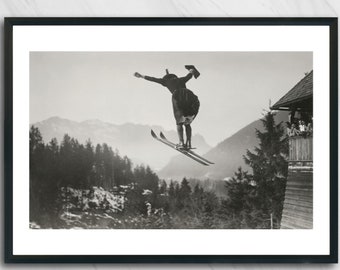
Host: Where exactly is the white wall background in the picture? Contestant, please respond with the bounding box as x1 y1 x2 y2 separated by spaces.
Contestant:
0 0 338 269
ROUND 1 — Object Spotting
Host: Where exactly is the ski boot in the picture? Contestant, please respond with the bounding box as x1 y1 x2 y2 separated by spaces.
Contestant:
175 141 186 150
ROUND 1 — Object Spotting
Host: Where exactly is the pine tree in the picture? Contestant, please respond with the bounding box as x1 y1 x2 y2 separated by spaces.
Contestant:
102 143 114 189
192 183 204 208
169 180 175 198
177 178 192 210
225 168 254 213
30 127 61 227
202 191 219 228
223 167 256 228
29 126 45 223
243 111 288 228
145 165 159 192
84 140 95 188
159 180 168 195
180 178 191 195
94 144 104 187
122 156 134 185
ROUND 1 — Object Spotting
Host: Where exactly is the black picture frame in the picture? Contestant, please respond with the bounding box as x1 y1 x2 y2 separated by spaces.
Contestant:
4 17 338 264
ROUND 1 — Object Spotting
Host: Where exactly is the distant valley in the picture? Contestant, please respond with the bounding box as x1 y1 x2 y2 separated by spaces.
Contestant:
159 111 288 180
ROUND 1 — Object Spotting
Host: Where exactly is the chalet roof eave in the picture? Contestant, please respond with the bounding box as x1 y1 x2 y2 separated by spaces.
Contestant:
271 70 313 110
271 95 312 110
270 106 291 111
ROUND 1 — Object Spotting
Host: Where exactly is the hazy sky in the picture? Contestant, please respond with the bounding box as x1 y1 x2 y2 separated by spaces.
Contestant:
30 52 312 145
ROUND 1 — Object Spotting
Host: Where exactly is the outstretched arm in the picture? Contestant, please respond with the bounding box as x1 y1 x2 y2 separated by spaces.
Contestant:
134 72 164 85
179 69 195 84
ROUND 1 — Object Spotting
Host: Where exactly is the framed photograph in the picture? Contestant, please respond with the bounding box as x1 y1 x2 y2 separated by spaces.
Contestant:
5 17 338 263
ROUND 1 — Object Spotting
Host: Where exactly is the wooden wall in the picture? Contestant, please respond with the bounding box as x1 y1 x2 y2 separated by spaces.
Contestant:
289 136 313 161
280 136 313 229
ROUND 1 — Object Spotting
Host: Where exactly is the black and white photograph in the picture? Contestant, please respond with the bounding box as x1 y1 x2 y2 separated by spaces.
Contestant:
29 51 313 230
5 18 336 262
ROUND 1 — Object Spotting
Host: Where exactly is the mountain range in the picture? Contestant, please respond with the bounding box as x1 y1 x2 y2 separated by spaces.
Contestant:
32 111 287 180
32 117 211 170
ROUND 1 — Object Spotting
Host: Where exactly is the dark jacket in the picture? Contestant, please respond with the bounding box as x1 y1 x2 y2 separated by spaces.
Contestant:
144 73 193 94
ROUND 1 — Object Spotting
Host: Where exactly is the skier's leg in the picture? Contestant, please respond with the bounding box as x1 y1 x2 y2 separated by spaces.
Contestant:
177 124 185 147
185 124 192 149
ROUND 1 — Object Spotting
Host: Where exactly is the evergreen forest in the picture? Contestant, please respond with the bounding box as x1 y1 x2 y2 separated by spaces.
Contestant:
30 112 288 229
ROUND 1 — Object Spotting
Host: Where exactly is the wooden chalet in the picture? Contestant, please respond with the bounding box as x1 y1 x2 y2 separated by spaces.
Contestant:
271 71 313 229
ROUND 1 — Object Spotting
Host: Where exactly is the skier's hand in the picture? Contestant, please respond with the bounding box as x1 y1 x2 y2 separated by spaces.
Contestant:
188 69 195 75
134 72 143 78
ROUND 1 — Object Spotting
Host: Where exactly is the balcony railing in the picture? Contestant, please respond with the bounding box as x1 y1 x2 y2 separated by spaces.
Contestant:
289 136 313 161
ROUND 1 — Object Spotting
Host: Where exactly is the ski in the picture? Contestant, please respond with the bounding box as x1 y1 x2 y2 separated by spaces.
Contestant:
159 132 214 165
150 130 209 166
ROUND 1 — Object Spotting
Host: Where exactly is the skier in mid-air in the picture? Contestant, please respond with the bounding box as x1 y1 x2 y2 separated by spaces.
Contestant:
134 66 200 149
